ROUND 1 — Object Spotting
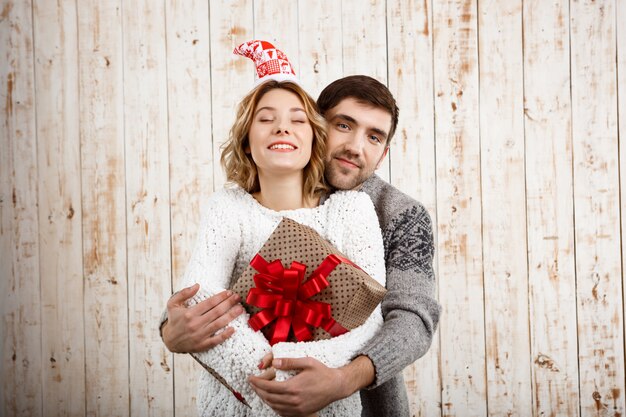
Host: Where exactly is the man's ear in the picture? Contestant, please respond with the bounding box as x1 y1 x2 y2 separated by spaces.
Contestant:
375 146 390 169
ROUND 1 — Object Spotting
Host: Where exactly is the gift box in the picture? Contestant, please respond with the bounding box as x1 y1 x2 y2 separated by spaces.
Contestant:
231 217 387 345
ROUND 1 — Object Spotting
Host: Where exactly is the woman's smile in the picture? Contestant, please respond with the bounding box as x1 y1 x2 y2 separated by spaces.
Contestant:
268 141 297 151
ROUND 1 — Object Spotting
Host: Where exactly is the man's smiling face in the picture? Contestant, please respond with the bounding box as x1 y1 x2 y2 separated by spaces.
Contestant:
324 97 391 190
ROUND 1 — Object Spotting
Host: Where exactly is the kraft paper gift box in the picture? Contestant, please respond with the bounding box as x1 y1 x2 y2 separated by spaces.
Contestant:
188 217 387 408
231 217 387 345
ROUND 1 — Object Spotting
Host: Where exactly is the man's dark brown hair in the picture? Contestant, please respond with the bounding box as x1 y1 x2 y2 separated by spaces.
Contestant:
317 75 400 145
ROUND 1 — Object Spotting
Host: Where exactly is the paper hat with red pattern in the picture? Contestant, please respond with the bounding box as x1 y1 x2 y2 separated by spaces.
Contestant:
234 40 298 85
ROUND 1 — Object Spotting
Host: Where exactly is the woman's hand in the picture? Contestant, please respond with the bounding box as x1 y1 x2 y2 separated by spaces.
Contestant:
162 284 243 353
258 352 274 372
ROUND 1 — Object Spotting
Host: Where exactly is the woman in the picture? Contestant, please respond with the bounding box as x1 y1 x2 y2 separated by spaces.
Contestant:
177 41 385 416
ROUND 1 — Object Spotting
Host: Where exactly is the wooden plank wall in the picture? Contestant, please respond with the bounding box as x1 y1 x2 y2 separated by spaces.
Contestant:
1 0 625 416
523 1 579 415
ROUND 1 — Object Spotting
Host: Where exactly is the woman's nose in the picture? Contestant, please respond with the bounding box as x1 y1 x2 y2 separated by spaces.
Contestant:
275 122 289 135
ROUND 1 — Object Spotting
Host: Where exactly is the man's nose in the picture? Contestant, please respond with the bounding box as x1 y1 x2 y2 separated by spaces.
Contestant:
343 131 364 155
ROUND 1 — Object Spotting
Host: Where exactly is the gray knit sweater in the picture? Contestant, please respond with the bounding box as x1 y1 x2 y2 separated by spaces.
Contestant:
356 175 441 417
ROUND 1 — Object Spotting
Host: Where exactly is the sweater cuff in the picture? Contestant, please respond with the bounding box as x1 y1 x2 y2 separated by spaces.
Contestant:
352 353 378 390
357 340 400 389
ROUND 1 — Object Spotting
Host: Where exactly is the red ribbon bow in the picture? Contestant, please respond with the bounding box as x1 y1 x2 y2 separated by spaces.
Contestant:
246 253 353 345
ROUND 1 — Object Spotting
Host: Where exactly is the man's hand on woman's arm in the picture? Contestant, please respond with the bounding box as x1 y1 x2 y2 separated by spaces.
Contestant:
161 283 244 353
248 355 375 417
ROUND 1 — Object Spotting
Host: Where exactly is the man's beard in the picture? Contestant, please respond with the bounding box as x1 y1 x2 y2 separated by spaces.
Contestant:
324 153 373 190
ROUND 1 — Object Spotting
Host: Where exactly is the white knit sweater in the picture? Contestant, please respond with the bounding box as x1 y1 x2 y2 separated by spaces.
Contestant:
179 185 386 417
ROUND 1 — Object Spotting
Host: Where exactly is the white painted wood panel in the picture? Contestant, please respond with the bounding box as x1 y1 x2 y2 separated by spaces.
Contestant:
619 4 626 412
523 0 580 415
387 0 436 210
433 1 487 415
122 0 173 414
0 1 42 415
77 1 129 416
570 0 625 415
32 0 86 414
165 0 213 413
296 0 343 99
478 1 532 414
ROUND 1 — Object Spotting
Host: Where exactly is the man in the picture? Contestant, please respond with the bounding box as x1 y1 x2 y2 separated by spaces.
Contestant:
161 75 441 416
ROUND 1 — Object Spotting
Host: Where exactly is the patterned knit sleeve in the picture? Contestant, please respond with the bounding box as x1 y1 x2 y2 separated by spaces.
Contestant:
357 203 441 388
178 190 273 412
271 192 386 415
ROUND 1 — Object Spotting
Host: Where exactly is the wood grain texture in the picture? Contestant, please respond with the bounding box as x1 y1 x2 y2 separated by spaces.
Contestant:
433 1 487 415
165 0 213 413
387 1 441 415
387 0 436 209
208 0 253 189
570 0 625 415
77 1 129 416
122 0 173 414
478 0 532 414
0 0 42 415
619 3 626 415
296 0 343 98
523 0 580 415
32 0 86 414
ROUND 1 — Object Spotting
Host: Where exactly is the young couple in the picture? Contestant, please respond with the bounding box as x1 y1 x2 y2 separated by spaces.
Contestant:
160 40 441 417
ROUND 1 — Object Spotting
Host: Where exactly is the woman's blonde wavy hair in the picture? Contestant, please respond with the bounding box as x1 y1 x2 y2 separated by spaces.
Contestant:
221 80 329 200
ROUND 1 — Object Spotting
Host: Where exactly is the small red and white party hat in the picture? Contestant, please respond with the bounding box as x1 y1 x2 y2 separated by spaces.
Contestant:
234 40 298 85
